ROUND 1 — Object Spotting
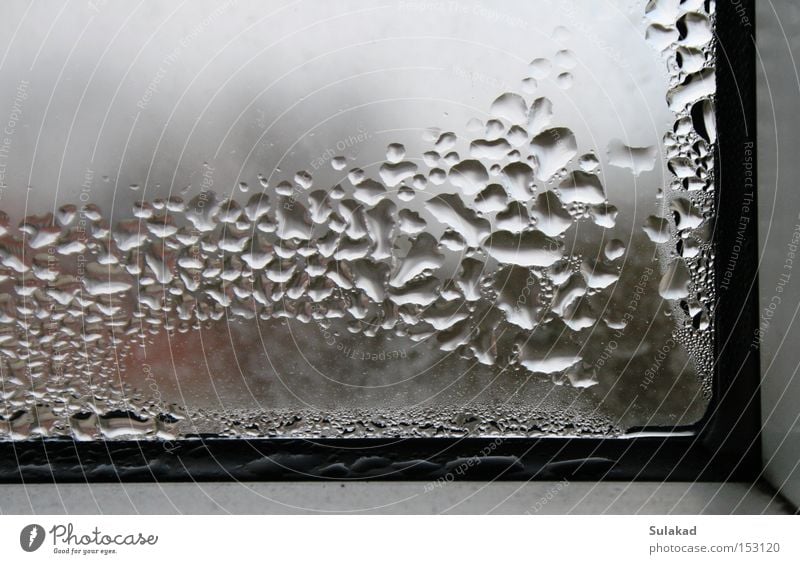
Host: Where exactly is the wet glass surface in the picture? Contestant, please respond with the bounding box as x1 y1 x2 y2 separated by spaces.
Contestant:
0 0 717 439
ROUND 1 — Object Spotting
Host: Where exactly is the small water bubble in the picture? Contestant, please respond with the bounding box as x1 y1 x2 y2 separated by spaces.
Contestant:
658 259 692 300
485 119 506 140
490 93 528 125
521 77 538 94
435 132 457 152
422 151 440 167
347 168 365 185
429 168 446 185
276 180 294 196
578 153 600 173
386 143 406 163
443 152 460 166
604 239 626 261
528 58 552 79
552 25 571 42
397 186 415 201
556 72 574 90
294 171 313 189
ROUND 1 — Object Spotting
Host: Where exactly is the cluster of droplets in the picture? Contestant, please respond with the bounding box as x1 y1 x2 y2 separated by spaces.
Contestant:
0 83 625 439
183 404 620 439
643 0 717 394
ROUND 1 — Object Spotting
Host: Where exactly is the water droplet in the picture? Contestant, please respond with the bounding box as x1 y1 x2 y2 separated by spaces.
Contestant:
386 143 406 163
490 93 529 125
521 77 538 93
604 239 626 260
528 58 552 79
643 215 671 243
556 72 574 90
555 49 577 69
658 259 691 300
558 171 605 204
530 127 576 181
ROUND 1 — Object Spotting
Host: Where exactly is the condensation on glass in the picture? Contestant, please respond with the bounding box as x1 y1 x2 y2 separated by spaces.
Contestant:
0 0 717 440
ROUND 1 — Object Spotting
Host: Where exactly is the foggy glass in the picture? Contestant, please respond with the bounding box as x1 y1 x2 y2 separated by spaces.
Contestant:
0 0 716 440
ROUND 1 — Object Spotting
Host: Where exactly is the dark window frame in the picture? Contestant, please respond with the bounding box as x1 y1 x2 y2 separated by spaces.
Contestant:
0 0 759 483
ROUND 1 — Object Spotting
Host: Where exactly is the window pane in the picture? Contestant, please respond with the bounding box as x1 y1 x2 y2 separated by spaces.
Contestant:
0 0 715 439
